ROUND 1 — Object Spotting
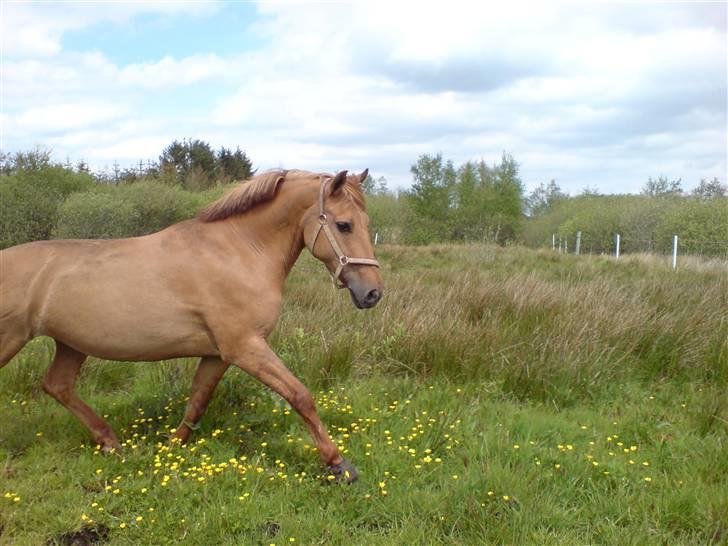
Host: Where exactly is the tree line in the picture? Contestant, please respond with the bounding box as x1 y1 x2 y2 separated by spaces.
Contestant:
0 141 246 248
1 144 725 257
519 177 727 257
1 140 254 190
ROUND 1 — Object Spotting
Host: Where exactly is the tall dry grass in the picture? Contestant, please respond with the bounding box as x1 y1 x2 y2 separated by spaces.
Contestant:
274 244 728 404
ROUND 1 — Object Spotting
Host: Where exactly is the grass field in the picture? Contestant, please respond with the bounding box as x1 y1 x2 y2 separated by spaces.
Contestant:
1 244 727 545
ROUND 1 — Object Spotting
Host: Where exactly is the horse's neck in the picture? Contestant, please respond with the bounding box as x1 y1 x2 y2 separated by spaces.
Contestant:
226 180 318 282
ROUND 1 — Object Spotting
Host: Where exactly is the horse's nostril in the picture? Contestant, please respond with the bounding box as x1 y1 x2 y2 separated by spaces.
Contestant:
366 289 381 303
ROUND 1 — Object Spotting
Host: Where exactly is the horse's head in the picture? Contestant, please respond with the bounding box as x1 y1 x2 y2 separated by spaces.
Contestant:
303 169 384 309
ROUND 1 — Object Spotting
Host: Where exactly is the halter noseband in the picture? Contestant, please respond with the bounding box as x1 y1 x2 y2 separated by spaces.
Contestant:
308 175 380 289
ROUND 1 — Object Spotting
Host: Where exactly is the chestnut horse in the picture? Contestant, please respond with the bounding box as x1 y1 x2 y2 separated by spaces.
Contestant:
0 169 383 482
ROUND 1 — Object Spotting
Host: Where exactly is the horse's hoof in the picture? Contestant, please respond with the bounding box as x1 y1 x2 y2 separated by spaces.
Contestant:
100 441 122 455
326 459 358 484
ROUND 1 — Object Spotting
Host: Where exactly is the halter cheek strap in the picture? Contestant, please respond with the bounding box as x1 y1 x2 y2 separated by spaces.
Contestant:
308 176 380 289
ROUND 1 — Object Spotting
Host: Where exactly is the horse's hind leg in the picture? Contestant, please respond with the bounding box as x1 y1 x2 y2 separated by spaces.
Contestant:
172 356 229 444
42 340 121 452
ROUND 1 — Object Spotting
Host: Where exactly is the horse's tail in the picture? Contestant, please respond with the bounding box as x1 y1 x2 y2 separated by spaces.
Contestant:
0 242 47 366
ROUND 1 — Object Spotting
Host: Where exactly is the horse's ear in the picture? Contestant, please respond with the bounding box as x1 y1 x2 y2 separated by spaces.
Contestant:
330 170 348 195
358 168 369 184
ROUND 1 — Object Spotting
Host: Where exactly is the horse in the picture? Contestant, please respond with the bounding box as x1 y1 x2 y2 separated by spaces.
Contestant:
0 169 383 482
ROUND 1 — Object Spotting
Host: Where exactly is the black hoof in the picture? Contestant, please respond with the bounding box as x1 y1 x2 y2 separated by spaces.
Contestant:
326 459 358 484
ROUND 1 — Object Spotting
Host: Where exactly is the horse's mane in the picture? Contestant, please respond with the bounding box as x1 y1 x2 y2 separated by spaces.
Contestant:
199 170 288 222
198 169 365 223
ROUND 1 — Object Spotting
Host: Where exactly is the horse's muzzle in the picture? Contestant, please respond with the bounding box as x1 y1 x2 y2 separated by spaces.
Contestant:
350 286 383 309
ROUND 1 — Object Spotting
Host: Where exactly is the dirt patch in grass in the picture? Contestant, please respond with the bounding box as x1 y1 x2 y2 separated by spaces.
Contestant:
262 521 280 538
47 524 110 546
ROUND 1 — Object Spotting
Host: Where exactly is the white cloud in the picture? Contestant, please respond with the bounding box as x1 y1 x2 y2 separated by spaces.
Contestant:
14 102 127 132
1 1 725 193
118 54 231 89
1 1 219 58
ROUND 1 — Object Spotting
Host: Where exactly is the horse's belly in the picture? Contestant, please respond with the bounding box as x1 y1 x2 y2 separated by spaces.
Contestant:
38 277 218 361
43 311 218 361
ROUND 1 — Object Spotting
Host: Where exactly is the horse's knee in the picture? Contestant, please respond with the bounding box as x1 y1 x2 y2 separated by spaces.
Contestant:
42 379 73 404
290 388 316 416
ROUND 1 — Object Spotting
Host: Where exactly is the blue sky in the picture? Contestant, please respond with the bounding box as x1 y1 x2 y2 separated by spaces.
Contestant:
2 1 726 194
61 4 261 65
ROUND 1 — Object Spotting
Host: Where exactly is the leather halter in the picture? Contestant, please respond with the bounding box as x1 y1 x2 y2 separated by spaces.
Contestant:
308 176 380 289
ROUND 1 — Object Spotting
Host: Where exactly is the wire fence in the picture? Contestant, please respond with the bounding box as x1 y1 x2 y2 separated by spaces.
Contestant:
552 232 728 267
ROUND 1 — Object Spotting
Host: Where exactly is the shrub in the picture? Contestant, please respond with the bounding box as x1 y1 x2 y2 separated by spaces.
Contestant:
0 166 95 248
53 181 228 240
53 191 142 239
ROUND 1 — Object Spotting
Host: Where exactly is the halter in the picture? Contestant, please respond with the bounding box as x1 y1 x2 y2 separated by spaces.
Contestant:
308 176 380 289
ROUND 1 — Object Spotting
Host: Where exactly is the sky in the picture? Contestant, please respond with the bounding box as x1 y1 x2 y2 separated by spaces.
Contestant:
1 1 726 195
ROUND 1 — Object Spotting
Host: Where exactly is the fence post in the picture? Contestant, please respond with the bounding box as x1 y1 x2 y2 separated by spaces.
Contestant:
615 234 620 259
558 237 562 253
575 231 581 256
565 237 568 254
374 232 379 246
552 233 555 251
672 235 678 269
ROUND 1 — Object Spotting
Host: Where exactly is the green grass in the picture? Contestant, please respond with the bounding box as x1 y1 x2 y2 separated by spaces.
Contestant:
1 244 727 545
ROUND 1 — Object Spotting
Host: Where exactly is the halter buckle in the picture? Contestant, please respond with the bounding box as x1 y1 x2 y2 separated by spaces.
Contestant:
339 255 349 266
318 213 328 225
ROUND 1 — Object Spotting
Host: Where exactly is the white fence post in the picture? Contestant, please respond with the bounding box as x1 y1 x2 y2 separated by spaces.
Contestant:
672 235 678 269
575 231 581 256
615 234 620 259
374 232 379 246
552 233 556 251
565 237 568 254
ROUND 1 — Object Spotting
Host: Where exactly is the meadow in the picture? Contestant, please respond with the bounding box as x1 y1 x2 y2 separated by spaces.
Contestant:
1 244 726 545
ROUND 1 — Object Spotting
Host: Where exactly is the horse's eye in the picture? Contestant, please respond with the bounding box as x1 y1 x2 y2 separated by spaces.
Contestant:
336 221 352 233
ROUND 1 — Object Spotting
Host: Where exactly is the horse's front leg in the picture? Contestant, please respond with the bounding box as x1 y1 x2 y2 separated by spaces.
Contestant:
223 336 356 483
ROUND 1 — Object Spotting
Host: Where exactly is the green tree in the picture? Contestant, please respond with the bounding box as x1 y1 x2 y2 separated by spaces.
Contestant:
159 139 218 191
452 161 482 240
406 153 455 243
642 176 683 197
362 174 390 196
490 153 525 243
580 186 601 197
692 177 726 200
1 147 53 173
216 146 253 183
526 180 566 216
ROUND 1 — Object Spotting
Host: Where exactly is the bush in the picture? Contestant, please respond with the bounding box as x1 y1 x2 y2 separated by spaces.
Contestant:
366 193 408 244
53 191 141 239
522 194 728 258
0 166 95 248
655 197 728 256
115 181 198 235
53 182 225 240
